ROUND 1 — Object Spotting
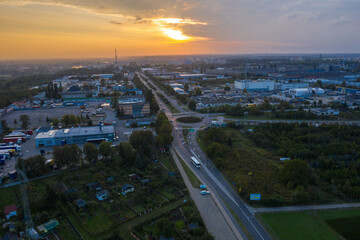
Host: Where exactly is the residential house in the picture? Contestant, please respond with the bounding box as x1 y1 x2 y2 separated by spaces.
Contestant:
36 219 59 237
4 205 17 219
9 100 30 109
86 182 102 191
121 184 135 195
76 199 86 208
96 190 109 201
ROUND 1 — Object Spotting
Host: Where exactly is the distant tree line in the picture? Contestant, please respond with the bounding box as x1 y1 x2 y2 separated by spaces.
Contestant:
144 72 190 105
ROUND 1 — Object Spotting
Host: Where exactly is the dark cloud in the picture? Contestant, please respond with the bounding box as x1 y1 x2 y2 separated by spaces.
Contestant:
110 20 123 25
132 15 150 24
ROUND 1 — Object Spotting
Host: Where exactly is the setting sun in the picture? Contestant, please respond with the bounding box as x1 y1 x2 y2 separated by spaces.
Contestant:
161 28 191 41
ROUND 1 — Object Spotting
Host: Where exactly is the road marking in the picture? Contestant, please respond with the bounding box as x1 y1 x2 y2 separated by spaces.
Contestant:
185 141 266 240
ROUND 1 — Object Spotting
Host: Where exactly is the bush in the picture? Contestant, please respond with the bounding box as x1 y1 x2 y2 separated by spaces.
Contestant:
262 195 285 207
176 116 202 123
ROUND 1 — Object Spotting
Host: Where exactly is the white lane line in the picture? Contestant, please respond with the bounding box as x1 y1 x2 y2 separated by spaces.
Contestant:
186 144 266 240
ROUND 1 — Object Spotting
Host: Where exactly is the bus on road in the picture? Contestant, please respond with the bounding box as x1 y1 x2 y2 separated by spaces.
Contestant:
191 156 201 169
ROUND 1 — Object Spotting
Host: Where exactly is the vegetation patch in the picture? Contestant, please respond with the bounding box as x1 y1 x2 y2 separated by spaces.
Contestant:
258 208 360 240
177 152 202 188
134 200 213 240
326 216 360 240
176 116 202 123
199 123 360 206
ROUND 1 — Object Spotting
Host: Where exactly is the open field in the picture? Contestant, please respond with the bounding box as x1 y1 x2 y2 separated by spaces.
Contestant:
257 208 360 240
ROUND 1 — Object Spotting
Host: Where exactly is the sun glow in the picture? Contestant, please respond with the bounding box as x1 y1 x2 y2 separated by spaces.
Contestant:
161 28 191 41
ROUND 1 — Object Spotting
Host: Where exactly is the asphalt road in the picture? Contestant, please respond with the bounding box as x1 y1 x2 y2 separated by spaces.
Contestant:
137 72 360 240
138 72 272 240
171 148 240 240
137 72 245 239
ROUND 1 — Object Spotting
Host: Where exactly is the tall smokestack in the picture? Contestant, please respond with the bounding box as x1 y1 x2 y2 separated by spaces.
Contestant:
115 49 118 64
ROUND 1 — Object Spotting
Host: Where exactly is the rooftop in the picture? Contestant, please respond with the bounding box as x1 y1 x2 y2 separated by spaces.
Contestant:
4 204 16 215
36 126 114 139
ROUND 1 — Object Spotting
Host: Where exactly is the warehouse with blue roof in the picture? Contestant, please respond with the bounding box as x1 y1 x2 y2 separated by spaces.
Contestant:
35 125 115 147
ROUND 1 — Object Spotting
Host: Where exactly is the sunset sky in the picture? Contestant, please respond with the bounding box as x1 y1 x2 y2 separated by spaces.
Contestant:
1 0 360 59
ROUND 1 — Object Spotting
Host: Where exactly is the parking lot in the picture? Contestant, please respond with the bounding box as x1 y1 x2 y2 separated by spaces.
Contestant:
2 107 83 129
1 103 158 177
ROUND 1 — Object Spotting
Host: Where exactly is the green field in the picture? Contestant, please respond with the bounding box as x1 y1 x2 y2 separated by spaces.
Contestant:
258 208 360 240
326 216 360 240
0 187 20 209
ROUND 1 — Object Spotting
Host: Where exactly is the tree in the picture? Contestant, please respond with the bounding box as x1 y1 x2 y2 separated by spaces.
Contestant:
99 141 112 160
117 107 125 118
83 143 99 162
61 114 78 126
194 87 202 96
100 79 106 87
188 100 197 111
280 159 312 187
53 144 81 168
184 83 189 92
19 155 49 178
20 114 30 129
119 142 135 166
54 84 59 98
51 117 59 127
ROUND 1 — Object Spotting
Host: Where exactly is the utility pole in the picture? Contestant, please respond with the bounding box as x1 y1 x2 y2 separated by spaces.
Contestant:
17 157 36 239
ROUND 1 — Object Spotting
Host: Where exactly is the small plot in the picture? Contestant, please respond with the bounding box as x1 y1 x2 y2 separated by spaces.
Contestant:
174 220 186 230
159 155 175 170
121 207 137 219
133 204 146 213
83 211 114 235
161 190 176 201
57 217 79 240
0 187 19 209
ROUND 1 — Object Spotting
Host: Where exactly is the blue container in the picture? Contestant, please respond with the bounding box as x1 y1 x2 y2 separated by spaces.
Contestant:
9 170 17 179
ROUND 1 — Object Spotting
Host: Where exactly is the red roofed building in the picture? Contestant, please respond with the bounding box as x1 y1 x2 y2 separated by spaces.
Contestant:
4 204 17 219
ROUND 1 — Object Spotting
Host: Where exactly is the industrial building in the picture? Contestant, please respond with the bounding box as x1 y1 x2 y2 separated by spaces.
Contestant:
118 102 150 118
288 88 325 98
35 126 115 147
234 80 275 91
311 108 339 116
280 83 309 90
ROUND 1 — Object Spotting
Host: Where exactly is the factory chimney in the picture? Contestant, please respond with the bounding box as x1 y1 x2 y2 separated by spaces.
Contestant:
115 49 118 64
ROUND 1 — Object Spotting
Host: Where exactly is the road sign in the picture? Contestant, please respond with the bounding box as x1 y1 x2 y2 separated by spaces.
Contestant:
189 129 194 132
250 194 261 200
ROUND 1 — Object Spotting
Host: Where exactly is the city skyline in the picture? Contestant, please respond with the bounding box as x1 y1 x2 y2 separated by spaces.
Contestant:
1 0 360 59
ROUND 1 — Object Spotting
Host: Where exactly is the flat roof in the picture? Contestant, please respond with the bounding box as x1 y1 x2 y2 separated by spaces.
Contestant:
36 126 114 140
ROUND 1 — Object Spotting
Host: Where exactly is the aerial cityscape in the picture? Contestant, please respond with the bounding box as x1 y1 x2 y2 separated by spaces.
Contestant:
1 1 360 240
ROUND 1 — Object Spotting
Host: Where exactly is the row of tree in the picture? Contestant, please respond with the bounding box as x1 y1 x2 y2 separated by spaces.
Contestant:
45 83 62 99
144 72 190 105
